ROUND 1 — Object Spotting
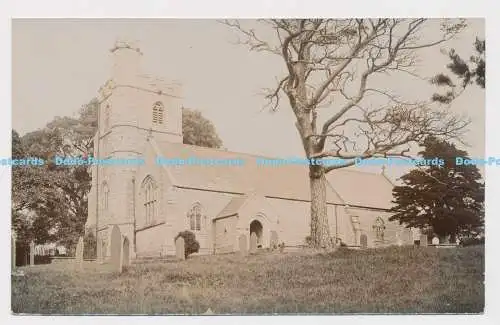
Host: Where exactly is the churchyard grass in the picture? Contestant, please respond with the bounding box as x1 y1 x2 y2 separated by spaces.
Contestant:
11 245 484 314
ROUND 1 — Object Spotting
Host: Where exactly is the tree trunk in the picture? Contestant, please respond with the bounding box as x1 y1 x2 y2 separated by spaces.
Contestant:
309 165 331 248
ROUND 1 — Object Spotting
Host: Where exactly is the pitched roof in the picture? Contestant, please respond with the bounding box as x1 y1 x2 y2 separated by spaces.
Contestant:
216 195 248 219
325 169 395 210
155 140 393 209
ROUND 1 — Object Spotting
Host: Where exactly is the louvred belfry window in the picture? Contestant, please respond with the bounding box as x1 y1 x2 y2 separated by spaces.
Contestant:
152 101 164 125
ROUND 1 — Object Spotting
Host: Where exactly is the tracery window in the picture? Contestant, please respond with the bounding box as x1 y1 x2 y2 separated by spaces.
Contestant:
142 176 157 225
188 203 203 231
372 217 386 241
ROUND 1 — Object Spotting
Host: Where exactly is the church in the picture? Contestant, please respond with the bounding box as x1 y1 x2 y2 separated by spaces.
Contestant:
85 40 414 259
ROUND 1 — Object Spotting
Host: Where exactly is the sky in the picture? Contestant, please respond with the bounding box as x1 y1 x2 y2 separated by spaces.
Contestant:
11 18 485 181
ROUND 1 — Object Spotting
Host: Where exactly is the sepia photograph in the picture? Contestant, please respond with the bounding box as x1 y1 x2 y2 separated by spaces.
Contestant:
9 16 485 315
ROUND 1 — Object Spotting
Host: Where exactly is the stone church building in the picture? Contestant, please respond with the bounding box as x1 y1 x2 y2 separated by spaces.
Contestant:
85 40 414 259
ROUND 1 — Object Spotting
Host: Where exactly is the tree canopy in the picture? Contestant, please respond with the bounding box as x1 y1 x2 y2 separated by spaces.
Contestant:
12 100 223 247
389 137 484 238
432 37 485 103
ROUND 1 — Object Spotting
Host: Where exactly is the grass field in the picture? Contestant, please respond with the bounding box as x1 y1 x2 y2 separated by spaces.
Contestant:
11 245 484 314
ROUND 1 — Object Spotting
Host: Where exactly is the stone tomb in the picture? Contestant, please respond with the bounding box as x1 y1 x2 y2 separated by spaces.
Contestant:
110 225 123 272
270 231 279 249
75 236 84 269
238 234 248 256
420 234 428 247
249 232 257 254
29 241 35 266
175 236 185 260
108 226 131 273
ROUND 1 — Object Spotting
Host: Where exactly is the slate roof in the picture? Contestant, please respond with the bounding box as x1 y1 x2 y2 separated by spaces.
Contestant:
155 140 394 210
216 195 249 219
325 169 395 210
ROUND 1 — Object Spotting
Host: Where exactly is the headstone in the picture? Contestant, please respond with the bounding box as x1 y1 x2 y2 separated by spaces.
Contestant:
270 231 279 249
175 236 185 260
395 233 403 246
11 232 17 270
122 236 130 268
420 234 428 247
402 229 412 244
238 234 248 256
180 283 192 303
29 241 35 266
75 236 84 269
360 234 368 249
203 307 214 315
110 225 122 272
249 232 257 254
432 236 440 245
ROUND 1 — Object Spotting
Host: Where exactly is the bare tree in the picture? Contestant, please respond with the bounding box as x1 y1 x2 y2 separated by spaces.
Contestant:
223 19 470 248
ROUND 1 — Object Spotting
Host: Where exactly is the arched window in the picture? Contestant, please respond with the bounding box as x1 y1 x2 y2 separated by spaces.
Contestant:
188 203 203 231
101 182 109 211
142 176 157 225
372 217 386 241
152 101 164 125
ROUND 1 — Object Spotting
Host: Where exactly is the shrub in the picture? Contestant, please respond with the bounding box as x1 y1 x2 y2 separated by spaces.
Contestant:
460 236 485 247
305 236 313 247
175 231 200 259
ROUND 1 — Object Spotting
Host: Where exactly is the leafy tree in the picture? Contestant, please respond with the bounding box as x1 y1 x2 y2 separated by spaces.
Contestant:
175 231 200 259
11 129 65 244
182 108 223 148
432 37 485 103
224 19 469 248
12 100 223 247
389 137 484 239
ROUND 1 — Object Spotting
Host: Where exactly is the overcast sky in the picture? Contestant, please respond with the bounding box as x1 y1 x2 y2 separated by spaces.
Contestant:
12 19 485 180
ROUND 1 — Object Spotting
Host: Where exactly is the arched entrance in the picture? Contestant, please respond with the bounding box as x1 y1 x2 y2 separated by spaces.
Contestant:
250 220 263 248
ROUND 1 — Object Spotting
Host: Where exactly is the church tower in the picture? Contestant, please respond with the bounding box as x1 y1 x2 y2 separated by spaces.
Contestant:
86 38 183 259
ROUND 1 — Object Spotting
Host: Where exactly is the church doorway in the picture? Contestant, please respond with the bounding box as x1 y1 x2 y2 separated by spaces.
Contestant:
250 220 263 248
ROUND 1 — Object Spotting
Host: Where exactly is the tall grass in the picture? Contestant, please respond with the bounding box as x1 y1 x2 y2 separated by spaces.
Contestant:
11 245 484 314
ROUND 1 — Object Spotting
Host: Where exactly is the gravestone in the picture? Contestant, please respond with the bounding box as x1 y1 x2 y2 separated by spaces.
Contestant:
110 225 122 272
395 233 403 246
432 236 440 245
175 236 185 260
11 232 16 270
122 236 130 268
420 234 428 247
29 241 35 266
400 229 411 244
270 231 279 249
238 234 248 256
360 234 368 249
249 232 257 254
75 236 84 269
203 307 214 315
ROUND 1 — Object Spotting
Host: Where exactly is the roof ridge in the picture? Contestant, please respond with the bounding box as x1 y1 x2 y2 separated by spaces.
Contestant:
165 142 387 176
